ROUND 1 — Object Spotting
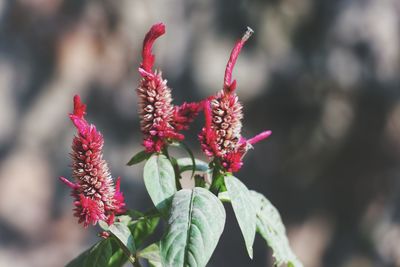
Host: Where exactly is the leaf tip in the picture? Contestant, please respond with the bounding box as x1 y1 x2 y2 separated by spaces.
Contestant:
247 246 253 259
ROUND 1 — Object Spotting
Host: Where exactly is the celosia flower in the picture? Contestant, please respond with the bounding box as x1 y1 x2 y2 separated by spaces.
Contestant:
60 95 125 228
137 23 201 153
199 27 271 172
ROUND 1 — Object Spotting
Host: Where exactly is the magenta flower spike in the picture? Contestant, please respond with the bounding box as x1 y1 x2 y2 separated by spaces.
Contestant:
199 28 271 173
137 23 202 153
60 95 126 228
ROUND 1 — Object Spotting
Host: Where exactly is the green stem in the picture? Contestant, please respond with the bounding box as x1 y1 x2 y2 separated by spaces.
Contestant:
163 146 182 190
113 238 136 265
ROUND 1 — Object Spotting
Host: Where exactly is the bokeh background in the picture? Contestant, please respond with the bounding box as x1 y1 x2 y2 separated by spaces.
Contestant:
1 0 400 266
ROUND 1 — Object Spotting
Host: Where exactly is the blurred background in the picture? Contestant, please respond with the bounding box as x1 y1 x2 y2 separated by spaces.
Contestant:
0 0 400 266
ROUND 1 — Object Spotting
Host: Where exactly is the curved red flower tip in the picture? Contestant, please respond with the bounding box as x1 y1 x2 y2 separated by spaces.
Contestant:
61 95 126 228
69 95 89 135
73 95 86 118
223 27 253 93
141 22 166 73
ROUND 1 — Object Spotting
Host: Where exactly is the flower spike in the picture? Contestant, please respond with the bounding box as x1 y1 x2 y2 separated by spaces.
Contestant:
60 95 126 228
136 23 201 152
199 27 271 173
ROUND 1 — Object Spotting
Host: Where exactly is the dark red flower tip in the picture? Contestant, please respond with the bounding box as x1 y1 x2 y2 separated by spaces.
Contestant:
141 23 166 73
223 27 254 93
69 95 89 135
73 95 86 119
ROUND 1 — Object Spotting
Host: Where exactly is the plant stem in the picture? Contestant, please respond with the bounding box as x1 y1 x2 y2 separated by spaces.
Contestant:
163 146 182 190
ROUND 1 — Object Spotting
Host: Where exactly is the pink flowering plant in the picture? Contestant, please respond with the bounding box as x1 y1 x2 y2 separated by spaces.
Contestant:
61 23 303 267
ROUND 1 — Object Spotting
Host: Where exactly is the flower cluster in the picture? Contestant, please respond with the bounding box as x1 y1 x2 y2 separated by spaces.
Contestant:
60 95 125 227
61 25 271 229
199 28 271 172
137 23 201 153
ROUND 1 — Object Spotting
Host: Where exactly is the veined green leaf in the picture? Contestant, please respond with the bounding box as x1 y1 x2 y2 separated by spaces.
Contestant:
66 239 112 267
127 150 152 165
138 243 162 267
129 213 160 248
250 190 303 267
144 154 176 214
224 175 256 259
109 222 136 255
160 188 226 267
107 238 128 267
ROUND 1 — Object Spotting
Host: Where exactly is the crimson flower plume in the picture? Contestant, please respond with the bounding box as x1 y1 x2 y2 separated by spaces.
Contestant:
199 27 271 172
137 23 201 153
60 95 125 228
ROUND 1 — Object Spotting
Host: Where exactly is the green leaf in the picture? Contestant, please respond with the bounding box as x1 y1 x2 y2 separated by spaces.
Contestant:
176 158 209 174
138 243 162 267
250 191 303 267
129 214 160 248
107 238 128 267
107 249 126 267
66 239 112 267
160 188 226 267
98 220 110 231
127 150 152 165
144 154 177 214
224 175 256 259
109 222 136 255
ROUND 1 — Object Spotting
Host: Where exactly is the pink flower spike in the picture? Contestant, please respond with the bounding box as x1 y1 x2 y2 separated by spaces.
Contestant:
224 27 254 93
247 130 272 145
61 95 126 228
141 23 166 72
136 23 201 152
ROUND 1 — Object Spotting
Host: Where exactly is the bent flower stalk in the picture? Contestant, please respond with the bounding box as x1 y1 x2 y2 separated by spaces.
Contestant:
60 95 125 228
